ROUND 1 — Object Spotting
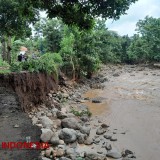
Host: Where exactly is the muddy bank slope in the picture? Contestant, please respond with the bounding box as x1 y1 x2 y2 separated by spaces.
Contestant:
0 72 58 111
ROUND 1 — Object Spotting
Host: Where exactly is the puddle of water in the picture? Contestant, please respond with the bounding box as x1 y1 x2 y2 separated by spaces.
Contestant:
83 89 110 116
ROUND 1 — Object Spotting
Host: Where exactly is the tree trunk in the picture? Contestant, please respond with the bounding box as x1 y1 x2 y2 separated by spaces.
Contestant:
1 36 7 61
7 36 12 64
71 57 75 81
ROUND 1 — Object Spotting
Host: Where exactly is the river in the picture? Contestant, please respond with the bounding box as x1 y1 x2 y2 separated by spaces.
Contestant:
83 65 160 160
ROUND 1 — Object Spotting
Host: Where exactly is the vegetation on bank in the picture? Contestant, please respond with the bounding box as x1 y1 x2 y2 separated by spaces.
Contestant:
0 0 159 78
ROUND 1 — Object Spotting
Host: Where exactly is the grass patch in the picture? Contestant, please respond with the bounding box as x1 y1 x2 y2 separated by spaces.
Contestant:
0 56 11 74
70 108 92 117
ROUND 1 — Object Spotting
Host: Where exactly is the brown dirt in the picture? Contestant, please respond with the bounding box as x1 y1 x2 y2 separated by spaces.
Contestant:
0 72 58 111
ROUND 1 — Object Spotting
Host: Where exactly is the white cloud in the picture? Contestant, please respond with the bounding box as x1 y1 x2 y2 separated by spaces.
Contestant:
106 0 160 36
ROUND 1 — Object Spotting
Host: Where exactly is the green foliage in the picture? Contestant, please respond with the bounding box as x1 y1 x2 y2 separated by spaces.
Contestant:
70 108 92 117
34 18 63 53
10 53 62 75
26 0 138 30
0 56 10 67
0 55 11 74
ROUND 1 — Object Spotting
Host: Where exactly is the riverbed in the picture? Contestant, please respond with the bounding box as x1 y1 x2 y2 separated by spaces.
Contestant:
84 65 160 160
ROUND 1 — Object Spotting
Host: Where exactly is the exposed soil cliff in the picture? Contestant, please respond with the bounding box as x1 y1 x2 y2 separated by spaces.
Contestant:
0 72 58 111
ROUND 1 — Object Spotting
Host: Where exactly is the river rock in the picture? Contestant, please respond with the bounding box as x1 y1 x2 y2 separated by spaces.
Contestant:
84 137 93 145
105 143 112 151
85 152 106 160
42 157 51 160
40 116 53 129
59 157 71 160
113 73 120 77
79 126 91 135
57 111 68 119
59 128 77 143
110 137 117 141
32 116 38 125
80 115 90 122
92 98 102 103
61 118 81 130
50 132 60 145
104 134 112 140
56 148 65 157
66 148 77 159
106 150 122 159
77 131 87 144
40 129 53 142
45 147 54 158
96 127 106 135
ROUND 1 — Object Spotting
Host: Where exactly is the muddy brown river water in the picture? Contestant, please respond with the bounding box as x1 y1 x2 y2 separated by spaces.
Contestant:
84 65 160 160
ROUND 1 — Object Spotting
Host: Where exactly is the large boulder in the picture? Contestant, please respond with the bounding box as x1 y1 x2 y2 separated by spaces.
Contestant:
40 116 53 129
59 128 78 143
40 129 54 142
61 118 81 130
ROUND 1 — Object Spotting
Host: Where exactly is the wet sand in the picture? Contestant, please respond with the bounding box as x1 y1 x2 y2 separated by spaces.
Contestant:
84 65 160 160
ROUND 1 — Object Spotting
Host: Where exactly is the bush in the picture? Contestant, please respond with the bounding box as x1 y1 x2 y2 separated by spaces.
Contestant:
10 53 63 75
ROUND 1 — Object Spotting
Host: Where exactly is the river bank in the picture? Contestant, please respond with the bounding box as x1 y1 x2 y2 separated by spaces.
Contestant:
1 64 159 160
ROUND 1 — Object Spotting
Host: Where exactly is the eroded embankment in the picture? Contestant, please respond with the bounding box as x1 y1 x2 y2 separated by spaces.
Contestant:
0 72 58 111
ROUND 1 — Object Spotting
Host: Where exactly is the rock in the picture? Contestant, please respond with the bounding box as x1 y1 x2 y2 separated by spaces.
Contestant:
94 137 100 144
104 134 112 140
50 132 60 145
122 149 133 157
56 148 65 157
40 116 53 129
92 98 102 103
80 115 89 122
85 152 106 160
105 143 112 151
40 129 53 142
79 126 91 135
36 123 43 128
77 131 87 144
66 148 77 159
154 63 160 68
52 119 61 128
63 93 69 98
84 137 93 145
101 123 109 128
96 127 106 135
48 93 52 98
46 113 52 117
67 113 76 118
57 111 68 119
45 147 54 158
32 116 38 125
13 124 19 128
59 128 77 143
51 108 59 117
58 144 65 149
42 157 51 160
110 137 117 141
59 157 71 160
61 118 81 130
113 73 120 77
59 140 65 145
106 150 122 159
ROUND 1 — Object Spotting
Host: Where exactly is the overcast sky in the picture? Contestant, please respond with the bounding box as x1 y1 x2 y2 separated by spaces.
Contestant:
106 0 160 36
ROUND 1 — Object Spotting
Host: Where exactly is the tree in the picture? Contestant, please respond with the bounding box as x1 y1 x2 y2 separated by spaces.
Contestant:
136 16 160 61
127 34 150 63
0 0 39 63
24 0 138 30
34 18 64 53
